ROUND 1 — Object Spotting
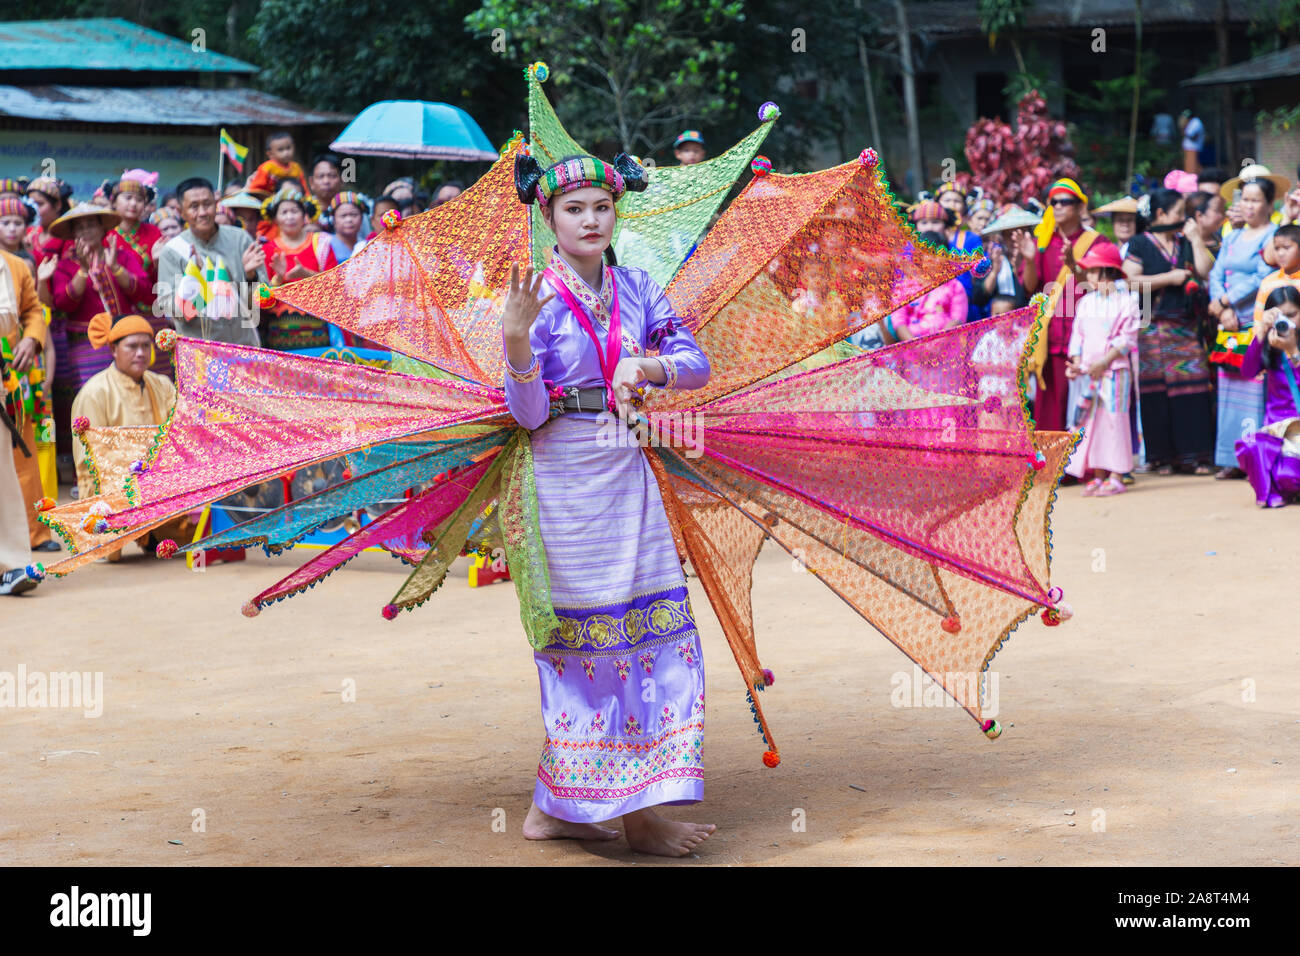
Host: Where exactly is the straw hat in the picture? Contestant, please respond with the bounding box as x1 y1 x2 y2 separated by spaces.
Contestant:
1219 164 1290 203
980 205 1042 236
221 192 266 211
1092 196 1139 216
49 202 121 240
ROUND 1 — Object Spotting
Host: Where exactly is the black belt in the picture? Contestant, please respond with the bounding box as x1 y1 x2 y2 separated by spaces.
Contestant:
557 385 611 413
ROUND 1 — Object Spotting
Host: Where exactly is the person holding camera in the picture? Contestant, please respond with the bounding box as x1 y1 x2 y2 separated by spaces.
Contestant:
1234 283 1300 506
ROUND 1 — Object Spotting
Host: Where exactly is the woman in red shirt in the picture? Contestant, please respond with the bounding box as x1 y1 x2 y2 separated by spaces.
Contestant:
47 203 149 457
106 173 170 377
261 186 338 350
25 177 72 269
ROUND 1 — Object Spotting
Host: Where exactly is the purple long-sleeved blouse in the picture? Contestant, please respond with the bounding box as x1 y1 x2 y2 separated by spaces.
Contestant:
1239 334 1300 425
503 260 710 429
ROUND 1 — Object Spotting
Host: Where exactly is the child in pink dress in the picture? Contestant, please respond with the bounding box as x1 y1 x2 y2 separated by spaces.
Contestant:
1065 244 1140 495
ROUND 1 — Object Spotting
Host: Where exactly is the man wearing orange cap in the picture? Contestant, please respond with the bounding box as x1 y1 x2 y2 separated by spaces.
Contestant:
1 246 47 594
1021 178 1115 432
71 314 193 560
70 314 175 493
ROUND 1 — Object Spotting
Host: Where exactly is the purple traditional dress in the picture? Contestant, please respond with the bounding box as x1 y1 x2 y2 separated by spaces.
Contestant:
503 246 712 822
1234 334 1300 507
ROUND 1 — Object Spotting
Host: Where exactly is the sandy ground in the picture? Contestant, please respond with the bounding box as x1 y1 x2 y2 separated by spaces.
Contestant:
1 472 1296 867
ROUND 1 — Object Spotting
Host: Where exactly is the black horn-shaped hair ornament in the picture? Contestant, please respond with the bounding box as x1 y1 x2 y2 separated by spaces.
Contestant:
514 151 546 205
612 153 649 194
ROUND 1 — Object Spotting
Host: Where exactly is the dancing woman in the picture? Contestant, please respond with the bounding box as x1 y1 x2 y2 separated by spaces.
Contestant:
501 151 716 856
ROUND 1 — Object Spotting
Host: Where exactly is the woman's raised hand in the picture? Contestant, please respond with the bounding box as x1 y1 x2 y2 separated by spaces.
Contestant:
502 264 555 341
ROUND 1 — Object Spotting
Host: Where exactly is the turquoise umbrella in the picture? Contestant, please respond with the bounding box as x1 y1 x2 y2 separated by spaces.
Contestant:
330 100 498 161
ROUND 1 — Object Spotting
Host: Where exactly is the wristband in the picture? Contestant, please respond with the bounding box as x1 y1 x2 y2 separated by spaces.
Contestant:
505 354 540 384
658 354 678 388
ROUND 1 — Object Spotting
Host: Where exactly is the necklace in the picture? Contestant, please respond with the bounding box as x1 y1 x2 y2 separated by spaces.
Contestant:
114 221 152 271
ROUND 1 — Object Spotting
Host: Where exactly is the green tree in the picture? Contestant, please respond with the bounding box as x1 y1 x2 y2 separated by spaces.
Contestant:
977 0 1031 76
249 0 515 125
465 0 744 157
0 0 261 60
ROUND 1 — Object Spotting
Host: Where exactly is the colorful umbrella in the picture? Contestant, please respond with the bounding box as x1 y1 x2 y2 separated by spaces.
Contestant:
39 65 1074 767
330 100 498 161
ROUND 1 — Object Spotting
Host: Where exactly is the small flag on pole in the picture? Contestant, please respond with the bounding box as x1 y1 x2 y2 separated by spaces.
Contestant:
219 129 249 172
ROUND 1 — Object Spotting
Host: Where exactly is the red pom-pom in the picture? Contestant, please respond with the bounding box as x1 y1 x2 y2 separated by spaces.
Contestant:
241 601 261 618
33 496 55 513
1041 608 1061 626
762 750 781 768
381 209 402 229
1030 452 1046 471
750 155 772 176
381 603 400 620
859 147 879 167
72 416 90 436
941 615 962 633
155 538 177 559
341 468 352 481
761 667 775 686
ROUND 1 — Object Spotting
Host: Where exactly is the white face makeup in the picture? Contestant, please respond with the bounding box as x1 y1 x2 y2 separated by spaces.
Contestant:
545 186 616 259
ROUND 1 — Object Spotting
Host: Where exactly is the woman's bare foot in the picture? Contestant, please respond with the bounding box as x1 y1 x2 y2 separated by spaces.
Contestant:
522 801 620 841
623 807 715 857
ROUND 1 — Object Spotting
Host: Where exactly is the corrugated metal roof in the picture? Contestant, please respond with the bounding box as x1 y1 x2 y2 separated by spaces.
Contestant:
0 18 256 73
0 85 352 126
874 0 1256 37
1182 45 1300 86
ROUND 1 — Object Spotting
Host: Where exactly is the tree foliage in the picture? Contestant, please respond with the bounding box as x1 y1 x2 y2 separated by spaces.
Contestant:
464 0 744 156
1 0 886 172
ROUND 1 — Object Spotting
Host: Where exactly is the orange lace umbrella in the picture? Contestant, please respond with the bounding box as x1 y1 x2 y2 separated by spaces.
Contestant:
38 70 1074 768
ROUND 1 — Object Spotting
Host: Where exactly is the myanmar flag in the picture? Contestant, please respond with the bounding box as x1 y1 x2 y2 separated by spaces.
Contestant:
220 128 249 172
177 257 210 319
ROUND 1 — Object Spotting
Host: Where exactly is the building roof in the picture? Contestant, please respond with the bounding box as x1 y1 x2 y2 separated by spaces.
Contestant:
874 0 1256 38
1182 45 1300 87
0 85 352 127
0 18 257 73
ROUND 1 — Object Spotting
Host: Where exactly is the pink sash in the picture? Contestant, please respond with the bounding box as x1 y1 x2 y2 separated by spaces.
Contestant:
543 266 622 413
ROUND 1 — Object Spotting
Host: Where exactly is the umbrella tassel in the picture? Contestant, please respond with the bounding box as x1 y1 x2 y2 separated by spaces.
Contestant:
930 563 961 633
746 685 781 768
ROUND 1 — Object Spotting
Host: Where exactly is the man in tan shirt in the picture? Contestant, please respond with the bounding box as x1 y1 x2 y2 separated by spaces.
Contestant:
71 313 175 486
70 313 188 560
1 247 47 594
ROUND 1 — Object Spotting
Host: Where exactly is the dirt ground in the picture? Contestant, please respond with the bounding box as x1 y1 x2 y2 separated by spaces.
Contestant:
1 472 1295 867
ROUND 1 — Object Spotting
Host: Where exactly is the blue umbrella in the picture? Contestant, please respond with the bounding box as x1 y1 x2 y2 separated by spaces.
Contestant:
330 100 498 161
